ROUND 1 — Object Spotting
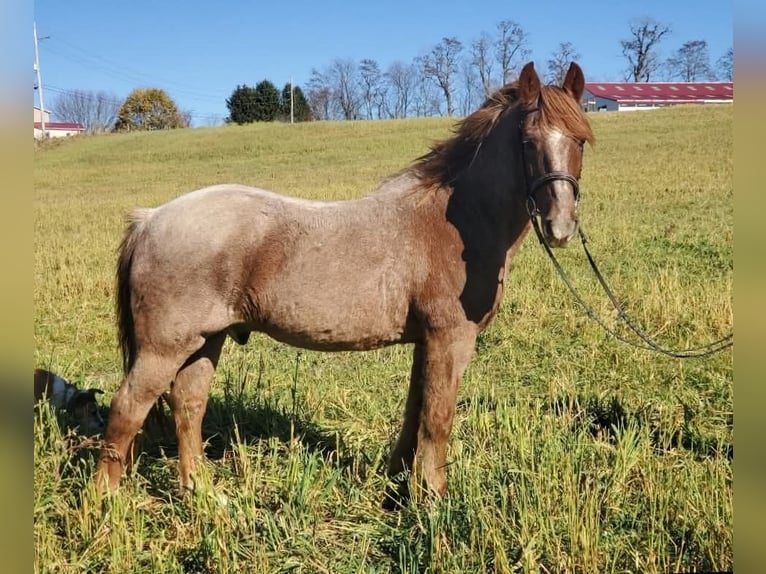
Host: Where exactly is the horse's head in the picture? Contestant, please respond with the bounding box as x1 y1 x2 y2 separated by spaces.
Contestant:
517 62 592 248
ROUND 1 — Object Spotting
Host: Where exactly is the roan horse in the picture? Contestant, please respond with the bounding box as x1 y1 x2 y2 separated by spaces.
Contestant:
96 62 594 504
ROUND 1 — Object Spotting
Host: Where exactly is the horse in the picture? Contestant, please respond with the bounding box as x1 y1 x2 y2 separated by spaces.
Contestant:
96 62 594 505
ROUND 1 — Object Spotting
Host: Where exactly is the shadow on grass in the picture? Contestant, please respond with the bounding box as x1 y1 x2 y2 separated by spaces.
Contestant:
549 393 733 461
135 391 377 483
456 393 732 461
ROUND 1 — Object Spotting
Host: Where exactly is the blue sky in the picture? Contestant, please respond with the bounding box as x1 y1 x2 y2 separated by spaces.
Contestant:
34 0 732 125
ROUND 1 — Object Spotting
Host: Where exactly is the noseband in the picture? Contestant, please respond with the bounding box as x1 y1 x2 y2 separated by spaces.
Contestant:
525 172 580 218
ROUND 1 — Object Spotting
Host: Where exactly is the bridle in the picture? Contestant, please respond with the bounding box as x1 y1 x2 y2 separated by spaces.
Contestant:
519 109 582 220
519 110 733 358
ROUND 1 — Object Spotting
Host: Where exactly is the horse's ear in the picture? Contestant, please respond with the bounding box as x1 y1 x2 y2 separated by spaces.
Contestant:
518 61 541 107
562 62 585 102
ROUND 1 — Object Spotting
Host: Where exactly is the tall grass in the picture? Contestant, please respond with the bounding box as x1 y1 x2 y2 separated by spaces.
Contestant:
34 105 732 573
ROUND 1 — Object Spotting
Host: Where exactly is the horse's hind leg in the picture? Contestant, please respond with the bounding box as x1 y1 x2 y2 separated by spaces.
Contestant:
167 332 226 492
96 341 204 493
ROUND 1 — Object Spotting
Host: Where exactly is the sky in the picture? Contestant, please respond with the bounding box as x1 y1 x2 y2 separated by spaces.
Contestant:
33 0 732 126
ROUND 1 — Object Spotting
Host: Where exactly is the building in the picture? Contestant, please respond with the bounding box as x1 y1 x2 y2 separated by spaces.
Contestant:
34 106 86 138
582 82 734 112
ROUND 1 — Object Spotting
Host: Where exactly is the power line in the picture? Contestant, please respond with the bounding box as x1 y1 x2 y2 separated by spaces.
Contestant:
37 34 306 126
42 37 229 103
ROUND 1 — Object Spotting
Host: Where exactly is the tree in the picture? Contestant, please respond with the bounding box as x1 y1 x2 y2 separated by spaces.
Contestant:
359 59 385 119
495 20 530 84
329 59 362 120
114 88 188 131
717 46 733 81
420 36 463 116
621 18 671 81
280 83 312 122
546 42 581 85
307 69 332 120
665 40 715 81
226 84 259 124
252 80 281 121
51 89 119 133
471 32 495 98
458 60 481 116
384 60 416 118
412 67 441 117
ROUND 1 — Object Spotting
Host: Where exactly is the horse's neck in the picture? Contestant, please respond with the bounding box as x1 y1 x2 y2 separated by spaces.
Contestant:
449 136 528 248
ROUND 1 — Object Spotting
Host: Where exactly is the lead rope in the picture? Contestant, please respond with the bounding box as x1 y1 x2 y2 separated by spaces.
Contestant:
528 209 733 358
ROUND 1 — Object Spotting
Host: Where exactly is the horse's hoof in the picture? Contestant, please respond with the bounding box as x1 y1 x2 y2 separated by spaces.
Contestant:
382 477 410 511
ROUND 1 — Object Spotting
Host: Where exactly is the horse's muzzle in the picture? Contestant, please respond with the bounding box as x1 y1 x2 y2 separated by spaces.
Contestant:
542 218 578 247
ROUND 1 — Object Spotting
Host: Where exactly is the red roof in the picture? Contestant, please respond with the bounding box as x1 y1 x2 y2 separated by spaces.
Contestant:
584 82 733 104
34 122 86 131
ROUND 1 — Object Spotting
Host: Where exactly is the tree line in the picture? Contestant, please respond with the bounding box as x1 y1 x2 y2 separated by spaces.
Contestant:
50 16 733 131
304 17 732 121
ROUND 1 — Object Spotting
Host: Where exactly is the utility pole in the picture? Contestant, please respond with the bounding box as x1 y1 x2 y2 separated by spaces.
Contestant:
33 21 47 139
290 77 294 125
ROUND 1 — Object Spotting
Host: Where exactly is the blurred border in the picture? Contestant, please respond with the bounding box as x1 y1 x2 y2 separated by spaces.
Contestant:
2 0 33 572
733 2 765 573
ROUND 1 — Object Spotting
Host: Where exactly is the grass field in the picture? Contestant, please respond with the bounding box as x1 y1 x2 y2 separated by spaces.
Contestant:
34 105 733 573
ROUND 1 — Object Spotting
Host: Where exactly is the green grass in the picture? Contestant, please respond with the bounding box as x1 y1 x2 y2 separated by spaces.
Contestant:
34 106 732 573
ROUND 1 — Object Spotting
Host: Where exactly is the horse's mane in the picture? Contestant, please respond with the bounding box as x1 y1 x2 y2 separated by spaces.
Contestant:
412 82 595 190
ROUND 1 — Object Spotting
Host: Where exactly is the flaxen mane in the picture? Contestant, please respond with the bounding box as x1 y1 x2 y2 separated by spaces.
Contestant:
412 82 594 190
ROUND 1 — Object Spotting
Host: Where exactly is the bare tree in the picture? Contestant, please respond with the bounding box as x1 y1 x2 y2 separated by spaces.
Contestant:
717 46 733 81
666 40 715 81
412 63 441 117
329 59 362 120
307 68 332 120
179 109 193 128
458 59 481 116
203 114 224 127
546 42 581 85
420 36 463 116
384 60 416 118
471 32 495 98
495 20 530 85
50 89 120 133
359 58 385 119
621 18 672 81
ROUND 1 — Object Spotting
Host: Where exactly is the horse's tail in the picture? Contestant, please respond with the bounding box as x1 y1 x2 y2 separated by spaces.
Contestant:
116 208 154 375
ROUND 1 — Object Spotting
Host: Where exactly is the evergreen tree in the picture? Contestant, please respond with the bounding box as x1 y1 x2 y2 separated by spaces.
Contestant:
226 84 259 124
253 80 281 121
280 83 312 122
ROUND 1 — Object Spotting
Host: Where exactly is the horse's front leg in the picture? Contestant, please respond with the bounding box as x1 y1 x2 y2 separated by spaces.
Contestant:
417 327 476 496
387 343 425 479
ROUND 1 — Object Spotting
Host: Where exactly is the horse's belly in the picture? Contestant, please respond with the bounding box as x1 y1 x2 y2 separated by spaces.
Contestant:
253 284 414 351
